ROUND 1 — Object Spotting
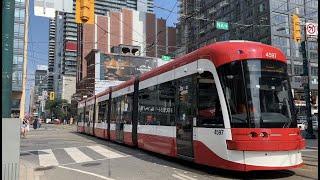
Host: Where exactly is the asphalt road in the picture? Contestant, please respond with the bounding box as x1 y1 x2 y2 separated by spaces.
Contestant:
19 124 318 180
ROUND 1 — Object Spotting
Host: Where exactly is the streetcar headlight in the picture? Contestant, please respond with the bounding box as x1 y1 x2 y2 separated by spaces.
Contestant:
248 132 258 137
259 132 268 137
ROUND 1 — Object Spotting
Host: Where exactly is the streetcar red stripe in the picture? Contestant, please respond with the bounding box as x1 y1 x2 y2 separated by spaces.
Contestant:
138 133 176 157
228 128 305 151
124 132 133 146
94 128 105 139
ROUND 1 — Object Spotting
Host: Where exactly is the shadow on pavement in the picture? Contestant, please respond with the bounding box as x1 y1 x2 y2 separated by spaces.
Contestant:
71 132 296 179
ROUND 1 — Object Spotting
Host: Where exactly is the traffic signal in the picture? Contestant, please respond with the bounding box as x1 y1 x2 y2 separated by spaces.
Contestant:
75 0 95 24
292 14 301 42
49 92 55 101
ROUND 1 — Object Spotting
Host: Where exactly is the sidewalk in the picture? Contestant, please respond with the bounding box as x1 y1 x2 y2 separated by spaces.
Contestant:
19 160 46 180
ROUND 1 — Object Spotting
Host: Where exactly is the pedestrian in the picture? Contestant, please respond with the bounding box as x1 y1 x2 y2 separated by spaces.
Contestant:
21 118 28 138
70 117 74 125
26 118 30 132
38 118 42 128
33 118 38 129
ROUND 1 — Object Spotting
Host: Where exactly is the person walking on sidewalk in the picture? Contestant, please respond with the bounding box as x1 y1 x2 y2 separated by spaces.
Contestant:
21 118 29 138
33 118 38 129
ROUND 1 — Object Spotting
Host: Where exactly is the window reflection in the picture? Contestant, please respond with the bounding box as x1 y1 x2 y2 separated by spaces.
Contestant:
197 72 224 128
218 60 297 128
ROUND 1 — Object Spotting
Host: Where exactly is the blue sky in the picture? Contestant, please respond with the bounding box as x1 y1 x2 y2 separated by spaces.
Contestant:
25 0 178 112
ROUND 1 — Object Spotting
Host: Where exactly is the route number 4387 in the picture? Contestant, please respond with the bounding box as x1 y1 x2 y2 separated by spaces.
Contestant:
214 129 224 135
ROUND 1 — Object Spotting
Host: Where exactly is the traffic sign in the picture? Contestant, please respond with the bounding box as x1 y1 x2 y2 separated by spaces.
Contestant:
306 23 318 37
161 55 171 61
216 21 229 30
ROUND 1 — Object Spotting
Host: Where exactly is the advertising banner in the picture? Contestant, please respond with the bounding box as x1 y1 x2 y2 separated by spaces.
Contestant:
99 54 158 81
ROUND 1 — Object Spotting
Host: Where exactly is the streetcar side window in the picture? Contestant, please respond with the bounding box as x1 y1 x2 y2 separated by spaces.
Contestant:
111 98 117 123
78 107 84 122
158 81 175 126
98 101 107 123
197 72 224 128
138 86 159 125
122 93 133 124
89 105 94 122
116 97 122 123
85 108 89 123
104 100 109 122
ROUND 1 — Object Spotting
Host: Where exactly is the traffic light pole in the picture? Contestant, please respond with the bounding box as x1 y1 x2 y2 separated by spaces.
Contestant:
301 39 316 139
2 0 15 118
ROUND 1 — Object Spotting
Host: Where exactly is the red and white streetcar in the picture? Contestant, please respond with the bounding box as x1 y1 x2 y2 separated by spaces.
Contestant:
77 41 305 171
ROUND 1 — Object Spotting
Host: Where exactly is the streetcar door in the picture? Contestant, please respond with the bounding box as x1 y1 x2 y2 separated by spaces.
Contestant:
115 97 124 143
176 75 196 159
115 122 124 142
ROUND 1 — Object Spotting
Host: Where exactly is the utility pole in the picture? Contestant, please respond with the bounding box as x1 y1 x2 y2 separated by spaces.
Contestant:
2 0 15 118
292 11 316 139
301 37 316 139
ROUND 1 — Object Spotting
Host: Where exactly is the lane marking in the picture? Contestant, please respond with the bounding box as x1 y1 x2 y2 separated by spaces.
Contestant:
64 147 93 163
58 156 129 167
38 149 59 167
176 172 198 180
172 174 188 180
87 145 124 159
58 165 114 180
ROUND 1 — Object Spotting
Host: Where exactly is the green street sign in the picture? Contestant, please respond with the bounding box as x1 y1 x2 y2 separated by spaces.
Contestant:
161 55 171 61
216 21 229 30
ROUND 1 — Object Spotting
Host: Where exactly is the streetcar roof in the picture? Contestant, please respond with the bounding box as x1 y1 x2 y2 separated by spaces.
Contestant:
93 41 286 99
139 41 286 81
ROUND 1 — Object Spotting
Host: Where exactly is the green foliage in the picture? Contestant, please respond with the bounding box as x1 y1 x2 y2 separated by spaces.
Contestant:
45 99 70 119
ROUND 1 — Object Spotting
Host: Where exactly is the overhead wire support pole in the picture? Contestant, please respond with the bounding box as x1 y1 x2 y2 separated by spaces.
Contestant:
2 0 15 118
291 4 316 139
301 34 316 139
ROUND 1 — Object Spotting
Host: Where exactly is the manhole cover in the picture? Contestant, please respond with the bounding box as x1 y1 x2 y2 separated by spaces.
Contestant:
81 162 101 167
34 166 55 171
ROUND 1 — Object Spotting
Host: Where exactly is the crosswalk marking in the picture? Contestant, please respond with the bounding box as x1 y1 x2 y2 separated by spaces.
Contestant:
58 165 115 180
87 145 124 159
38 149 59 167
24 145 127 168
64 147 93 163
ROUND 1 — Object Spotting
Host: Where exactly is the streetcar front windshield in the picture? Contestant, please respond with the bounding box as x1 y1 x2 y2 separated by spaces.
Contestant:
218 59 297 128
